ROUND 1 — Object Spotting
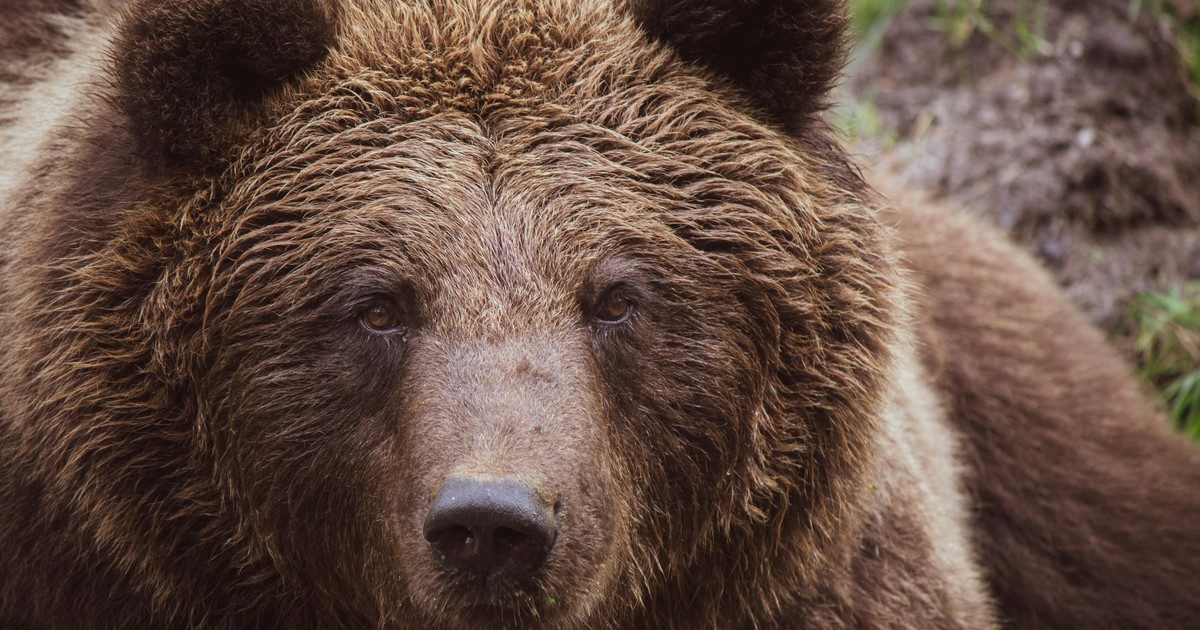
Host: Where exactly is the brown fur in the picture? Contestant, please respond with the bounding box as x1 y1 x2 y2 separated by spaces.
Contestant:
0 0 1196 628
0 1 86 86
888 192 1200 628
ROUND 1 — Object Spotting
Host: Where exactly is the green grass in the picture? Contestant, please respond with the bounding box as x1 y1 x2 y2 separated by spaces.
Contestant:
1126 286 1200 439
848 0 907 38
930 0 1051 57
849 1 1200 86
834 99 896 145
849 0 1051 58
1127 16 1200 433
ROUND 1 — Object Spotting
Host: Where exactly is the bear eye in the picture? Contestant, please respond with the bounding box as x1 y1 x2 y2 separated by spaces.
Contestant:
594 288 635 324
359 297 401 333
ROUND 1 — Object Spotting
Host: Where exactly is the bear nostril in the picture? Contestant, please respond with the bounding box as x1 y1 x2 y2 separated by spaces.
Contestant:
428 525 477 563
423 476 556 579
493 526 528 551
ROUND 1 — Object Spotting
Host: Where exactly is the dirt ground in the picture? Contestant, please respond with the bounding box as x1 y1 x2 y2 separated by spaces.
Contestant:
849 0 1200 331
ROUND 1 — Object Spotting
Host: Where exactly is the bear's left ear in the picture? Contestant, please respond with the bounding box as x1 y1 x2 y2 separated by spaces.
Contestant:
111 0 338 169
630 0 848 127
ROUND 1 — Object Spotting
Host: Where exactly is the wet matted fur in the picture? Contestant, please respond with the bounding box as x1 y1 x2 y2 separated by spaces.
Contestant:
0 0 1197 628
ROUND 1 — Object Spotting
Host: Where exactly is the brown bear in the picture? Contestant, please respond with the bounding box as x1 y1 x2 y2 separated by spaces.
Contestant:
0 0 1197 628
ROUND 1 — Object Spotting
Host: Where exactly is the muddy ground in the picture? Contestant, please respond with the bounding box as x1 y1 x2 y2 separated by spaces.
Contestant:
849 0 1200 331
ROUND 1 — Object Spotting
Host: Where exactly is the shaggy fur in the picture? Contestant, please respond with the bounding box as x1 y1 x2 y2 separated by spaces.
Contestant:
889 192 1200 628
0 0 1196 628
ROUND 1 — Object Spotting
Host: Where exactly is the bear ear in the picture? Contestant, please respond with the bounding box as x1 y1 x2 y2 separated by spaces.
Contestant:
111 0 338 168
630 0 848 127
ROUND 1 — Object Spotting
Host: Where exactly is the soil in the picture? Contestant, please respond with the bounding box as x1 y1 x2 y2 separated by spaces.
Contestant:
849 0 1200 331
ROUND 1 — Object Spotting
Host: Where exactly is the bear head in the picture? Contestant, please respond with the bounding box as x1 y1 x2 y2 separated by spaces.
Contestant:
19 0 898 626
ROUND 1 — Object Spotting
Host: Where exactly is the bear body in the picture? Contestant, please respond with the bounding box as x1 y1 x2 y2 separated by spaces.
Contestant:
1 1 1198 627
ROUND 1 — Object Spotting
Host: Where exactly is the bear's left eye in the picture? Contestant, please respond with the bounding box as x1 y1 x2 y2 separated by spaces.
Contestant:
594 288 635 324
359 297 401 333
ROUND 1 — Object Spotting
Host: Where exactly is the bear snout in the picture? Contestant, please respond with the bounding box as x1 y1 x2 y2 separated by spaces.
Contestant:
423 476 558 581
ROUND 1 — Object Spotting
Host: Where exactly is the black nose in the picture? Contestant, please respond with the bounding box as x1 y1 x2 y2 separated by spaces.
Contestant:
423 476 557 579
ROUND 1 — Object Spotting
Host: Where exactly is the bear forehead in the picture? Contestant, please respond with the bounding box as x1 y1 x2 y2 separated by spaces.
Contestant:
210 10 820 254
321 0 639 115
224 110 692 275
239 0 813 199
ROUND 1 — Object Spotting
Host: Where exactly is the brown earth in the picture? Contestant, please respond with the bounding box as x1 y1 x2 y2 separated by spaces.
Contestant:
850 0 1200 330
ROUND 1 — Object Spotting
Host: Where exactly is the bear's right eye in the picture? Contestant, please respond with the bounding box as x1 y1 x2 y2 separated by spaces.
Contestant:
359 297 401 333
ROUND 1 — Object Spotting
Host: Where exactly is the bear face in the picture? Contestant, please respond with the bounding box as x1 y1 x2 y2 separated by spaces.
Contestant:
11 1 1200 628
3 0 899 627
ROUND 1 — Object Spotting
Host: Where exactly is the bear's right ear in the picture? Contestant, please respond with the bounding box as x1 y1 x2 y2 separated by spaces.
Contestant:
111 0 338 168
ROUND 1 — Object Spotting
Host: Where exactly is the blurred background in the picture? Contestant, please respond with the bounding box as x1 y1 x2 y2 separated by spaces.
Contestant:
839 0 1200 438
